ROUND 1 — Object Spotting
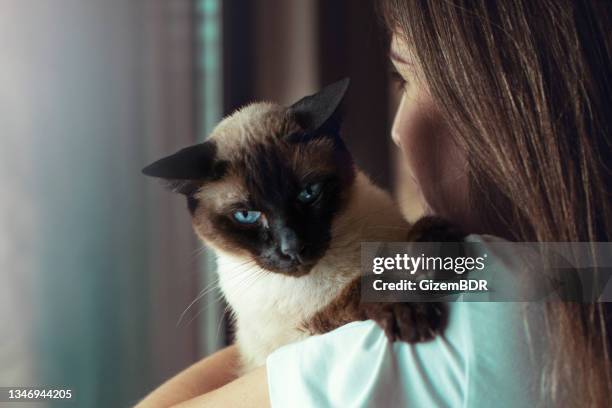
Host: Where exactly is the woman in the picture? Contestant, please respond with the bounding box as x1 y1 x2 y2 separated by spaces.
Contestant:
138 0 611 406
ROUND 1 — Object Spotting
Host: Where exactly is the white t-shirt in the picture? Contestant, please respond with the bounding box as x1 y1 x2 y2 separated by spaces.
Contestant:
266 236 547 408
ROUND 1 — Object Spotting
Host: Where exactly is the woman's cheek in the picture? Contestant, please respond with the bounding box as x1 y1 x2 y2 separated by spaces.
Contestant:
392 91 469 217
392 92 440 190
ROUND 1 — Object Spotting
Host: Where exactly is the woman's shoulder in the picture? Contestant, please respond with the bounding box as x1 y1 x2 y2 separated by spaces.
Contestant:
268 303 545 407
267 235 547 407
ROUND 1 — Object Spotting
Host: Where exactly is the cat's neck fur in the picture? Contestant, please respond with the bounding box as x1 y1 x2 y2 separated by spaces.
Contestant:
214 171 410 372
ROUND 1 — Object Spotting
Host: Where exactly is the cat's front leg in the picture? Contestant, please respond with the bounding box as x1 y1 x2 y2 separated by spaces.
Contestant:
304 216 465 343
304 277 448 342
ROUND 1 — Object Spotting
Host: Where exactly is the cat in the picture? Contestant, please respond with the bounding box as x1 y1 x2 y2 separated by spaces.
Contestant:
143 79 459 373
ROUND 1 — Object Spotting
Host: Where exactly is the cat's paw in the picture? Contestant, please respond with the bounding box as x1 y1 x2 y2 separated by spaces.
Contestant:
406 216 466 242
406 216 467 281
366 302 447 343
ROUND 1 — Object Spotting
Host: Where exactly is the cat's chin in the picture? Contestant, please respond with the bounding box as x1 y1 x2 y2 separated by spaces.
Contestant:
256 260 317 278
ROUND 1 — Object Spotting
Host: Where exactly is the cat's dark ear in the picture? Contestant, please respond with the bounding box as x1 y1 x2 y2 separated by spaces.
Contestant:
289 78 350 136
142 141 226 195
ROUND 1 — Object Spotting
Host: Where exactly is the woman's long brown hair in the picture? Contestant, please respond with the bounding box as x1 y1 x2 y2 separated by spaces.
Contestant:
379 0 611 406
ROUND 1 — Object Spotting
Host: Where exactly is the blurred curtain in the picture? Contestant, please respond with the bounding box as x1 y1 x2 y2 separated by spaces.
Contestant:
0 0 205 406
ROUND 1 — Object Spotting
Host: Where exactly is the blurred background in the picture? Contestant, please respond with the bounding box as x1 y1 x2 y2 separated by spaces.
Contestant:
0 0 420 406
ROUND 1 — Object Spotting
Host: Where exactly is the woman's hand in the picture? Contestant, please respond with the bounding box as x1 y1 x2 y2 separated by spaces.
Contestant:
136 345 242 407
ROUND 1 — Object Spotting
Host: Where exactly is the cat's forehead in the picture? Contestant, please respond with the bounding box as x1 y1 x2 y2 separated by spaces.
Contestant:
209 102 301 159
195 102 338 208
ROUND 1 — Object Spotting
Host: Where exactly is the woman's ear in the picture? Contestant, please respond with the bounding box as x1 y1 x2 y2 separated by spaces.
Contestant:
288 78 350 137
142 140 227 195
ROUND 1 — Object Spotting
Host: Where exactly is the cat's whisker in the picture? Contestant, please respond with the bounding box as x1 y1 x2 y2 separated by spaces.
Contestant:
214 310 229 345
177 277 222 327
221 262 260 283
182 288 235 328
191 244 207 255
189 270 262 328
189 244 210 261
224 267 269 303
177 259 259 327
218 257 258 272
225 267 267 296
183 304 208 328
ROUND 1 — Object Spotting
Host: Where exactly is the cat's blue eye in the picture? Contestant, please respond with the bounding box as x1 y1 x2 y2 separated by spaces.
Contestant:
233 210 261 224
297 182 323 204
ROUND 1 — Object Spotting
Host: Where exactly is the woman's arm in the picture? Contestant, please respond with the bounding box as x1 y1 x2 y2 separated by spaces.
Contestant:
136 345 241 408
172 366 269 408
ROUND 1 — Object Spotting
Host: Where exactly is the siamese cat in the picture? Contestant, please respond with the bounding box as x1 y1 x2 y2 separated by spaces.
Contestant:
143 79 459 373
